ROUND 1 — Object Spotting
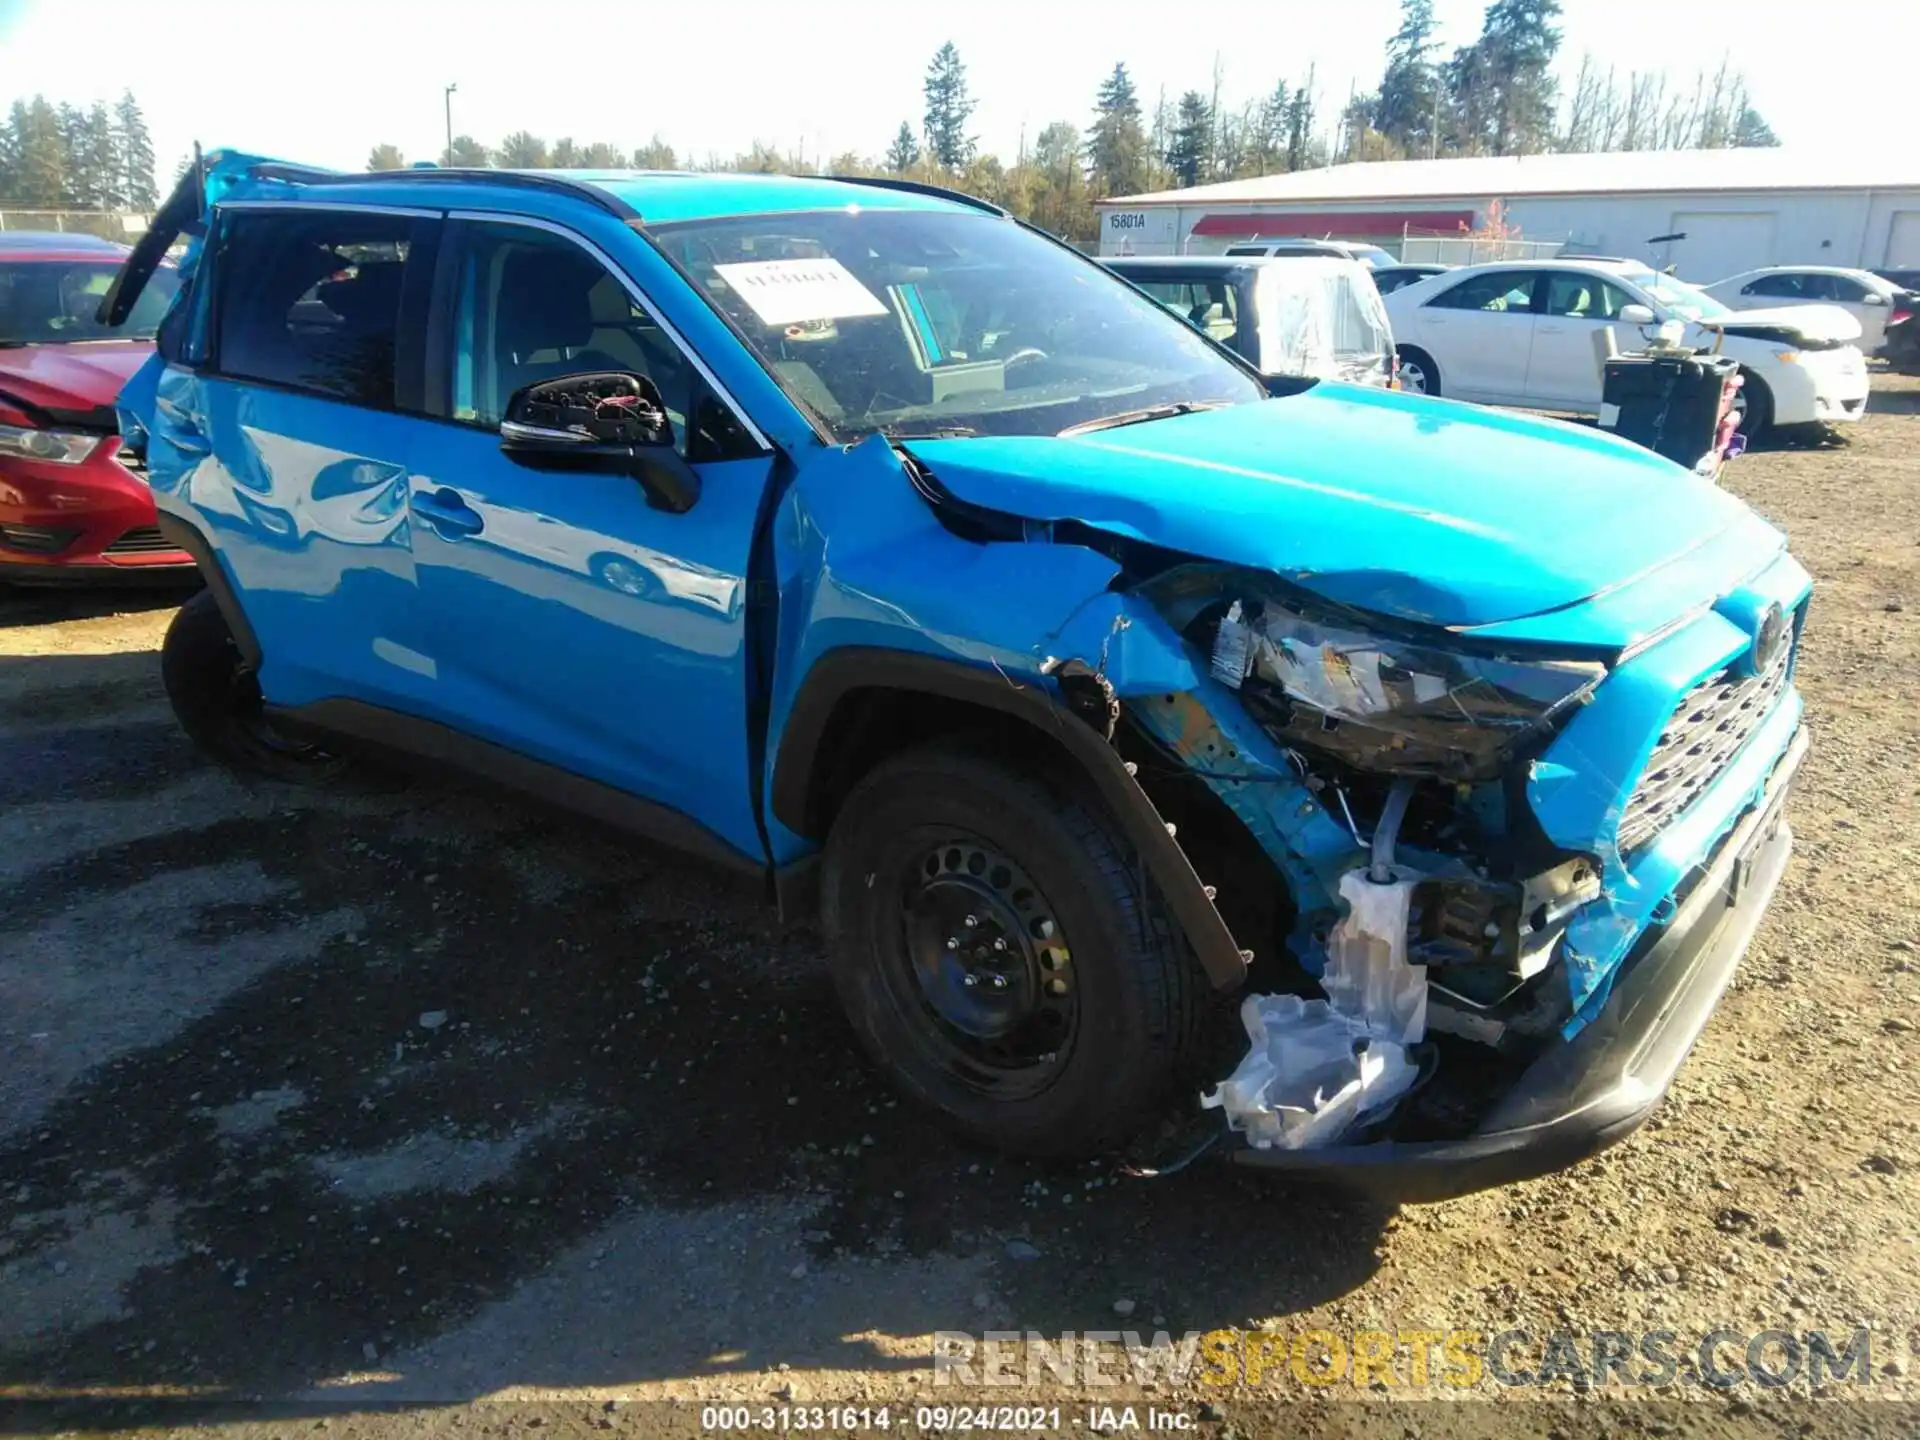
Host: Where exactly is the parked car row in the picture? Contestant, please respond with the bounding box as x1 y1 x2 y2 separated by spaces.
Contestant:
1383 257 1869 438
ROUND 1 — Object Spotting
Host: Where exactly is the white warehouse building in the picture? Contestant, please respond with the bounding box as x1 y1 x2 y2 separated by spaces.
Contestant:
1095 149 1920 283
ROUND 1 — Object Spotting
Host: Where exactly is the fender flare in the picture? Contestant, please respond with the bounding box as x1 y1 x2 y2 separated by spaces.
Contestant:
153 512 262 670
772 647 1248 990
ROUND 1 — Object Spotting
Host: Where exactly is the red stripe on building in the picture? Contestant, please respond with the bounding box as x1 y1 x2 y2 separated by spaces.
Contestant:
1188 210 1477 237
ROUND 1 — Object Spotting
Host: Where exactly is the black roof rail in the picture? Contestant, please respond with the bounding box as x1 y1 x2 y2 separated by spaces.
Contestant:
243 163 641 221
823 174 1008 218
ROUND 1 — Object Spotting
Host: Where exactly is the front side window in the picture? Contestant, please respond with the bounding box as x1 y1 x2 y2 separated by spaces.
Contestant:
0 260 178 345
214 210 419 408
1745 273 1805 298
1826 275 1871 303
1543 273 1634 320
446 221 757 462
1129 278 1240 343
651 209 1263 441
1428 271 1538 313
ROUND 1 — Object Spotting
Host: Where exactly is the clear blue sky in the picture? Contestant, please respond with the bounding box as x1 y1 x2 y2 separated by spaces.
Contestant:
3 0 1915 176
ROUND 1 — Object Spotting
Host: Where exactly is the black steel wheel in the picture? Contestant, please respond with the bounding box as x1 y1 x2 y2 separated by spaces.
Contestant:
890 832 1078 1101
822 743 1201 1157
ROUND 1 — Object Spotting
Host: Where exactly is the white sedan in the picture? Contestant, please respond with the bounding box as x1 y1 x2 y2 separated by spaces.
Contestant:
1702 265 1907 354
1383 258 1869 438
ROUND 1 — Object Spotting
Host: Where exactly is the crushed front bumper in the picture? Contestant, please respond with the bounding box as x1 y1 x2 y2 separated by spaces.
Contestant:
1231 724 1805 1203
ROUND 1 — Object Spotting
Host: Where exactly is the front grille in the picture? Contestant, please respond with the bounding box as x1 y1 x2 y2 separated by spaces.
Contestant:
101 526 179 556
0 523 78 555
1616 640 1794 853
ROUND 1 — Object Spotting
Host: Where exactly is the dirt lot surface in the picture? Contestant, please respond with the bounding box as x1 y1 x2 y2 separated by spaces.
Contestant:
2 382 1916 1439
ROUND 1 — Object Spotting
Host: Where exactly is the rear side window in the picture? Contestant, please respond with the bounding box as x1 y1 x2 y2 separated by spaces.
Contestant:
213 210 422 408
1428 271 1538 312
1743 273 1805 298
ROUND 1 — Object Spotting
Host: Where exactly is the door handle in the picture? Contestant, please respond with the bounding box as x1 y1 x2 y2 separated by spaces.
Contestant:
1538 324 1567 334
413 487 484 537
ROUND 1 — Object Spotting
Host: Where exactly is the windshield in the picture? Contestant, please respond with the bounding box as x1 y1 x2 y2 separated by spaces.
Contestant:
0 260 179 346
650 209 1264 441
1625 269 1733 323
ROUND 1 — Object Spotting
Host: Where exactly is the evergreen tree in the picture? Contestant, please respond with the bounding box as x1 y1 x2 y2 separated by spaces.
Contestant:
496 131 549 169
442 136 491 167
550 138 581 168
884 121 920 173
1284 72 1318 171
1086 63 1149 197
1165 90 1214 188
0 106 18 200
1468 0 1563 154
1731 103 1778 148
1248 80 1288 174
114 91 156 208
922 42 976 169
579 141 623 168
13 97 67 207
80 102 123 207
1375 0 1441 156
632 137 678 169
368 143 407 171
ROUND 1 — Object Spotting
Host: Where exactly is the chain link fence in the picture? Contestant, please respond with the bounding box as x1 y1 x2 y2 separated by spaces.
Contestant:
0 209 152 242
1398 233 1565 265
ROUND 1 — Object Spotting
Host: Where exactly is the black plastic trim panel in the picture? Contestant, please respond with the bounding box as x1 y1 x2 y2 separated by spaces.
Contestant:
270 697 763 876
152 513 262 667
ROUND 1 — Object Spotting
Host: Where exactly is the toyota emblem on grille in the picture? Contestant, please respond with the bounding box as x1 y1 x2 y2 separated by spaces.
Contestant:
1751 602 1789 675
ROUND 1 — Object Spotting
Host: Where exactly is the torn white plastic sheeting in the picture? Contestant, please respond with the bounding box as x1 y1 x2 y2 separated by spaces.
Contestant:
1200 871 1427 1150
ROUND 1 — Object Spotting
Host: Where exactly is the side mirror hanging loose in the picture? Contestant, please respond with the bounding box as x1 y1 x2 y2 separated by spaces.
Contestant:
499 371 701 514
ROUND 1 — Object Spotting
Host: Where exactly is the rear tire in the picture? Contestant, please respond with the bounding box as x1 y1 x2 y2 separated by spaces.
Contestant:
1396 345 1441 397
161 591 357 786
820 743 1201 1158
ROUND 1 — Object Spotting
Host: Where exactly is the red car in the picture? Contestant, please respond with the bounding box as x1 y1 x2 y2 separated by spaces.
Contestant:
0 233 193 583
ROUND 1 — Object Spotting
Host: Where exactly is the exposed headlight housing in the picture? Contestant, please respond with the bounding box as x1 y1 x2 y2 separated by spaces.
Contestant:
1148 570 1604 780
0 423 100 465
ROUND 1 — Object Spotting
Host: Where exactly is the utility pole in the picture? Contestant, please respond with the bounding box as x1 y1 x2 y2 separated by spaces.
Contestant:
444 83 458 165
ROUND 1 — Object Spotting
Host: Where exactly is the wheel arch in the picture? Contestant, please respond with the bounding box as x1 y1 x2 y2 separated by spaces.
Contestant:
153 511 262 669
771 647 1249 990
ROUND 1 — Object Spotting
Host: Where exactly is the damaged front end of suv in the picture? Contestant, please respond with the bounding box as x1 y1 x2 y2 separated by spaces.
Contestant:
981 434 1810 1200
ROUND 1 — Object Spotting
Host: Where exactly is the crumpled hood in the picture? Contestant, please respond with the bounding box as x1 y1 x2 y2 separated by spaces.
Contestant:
1702 304 1862 344
0 340 151 422
905 385 1782 637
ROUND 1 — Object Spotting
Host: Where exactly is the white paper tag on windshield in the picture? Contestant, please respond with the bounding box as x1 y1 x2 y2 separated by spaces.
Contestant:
714 258 889 327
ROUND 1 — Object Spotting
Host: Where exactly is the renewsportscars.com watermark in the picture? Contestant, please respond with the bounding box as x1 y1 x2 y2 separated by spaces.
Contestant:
932 1327 1877 1391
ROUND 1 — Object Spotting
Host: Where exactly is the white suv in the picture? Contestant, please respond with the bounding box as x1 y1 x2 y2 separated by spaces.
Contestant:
1383 259 1869 437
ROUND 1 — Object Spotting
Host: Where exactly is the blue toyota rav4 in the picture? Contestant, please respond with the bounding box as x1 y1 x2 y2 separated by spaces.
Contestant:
102 153 1809 1199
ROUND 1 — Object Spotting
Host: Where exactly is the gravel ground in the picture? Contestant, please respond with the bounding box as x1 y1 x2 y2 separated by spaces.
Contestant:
0 382 1915 1438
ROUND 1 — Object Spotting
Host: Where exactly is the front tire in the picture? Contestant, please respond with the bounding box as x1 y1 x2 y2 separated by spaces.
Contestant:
161 591 357 786
1731 369 1772 443
821 744 1201 1158
1396 345 1441 397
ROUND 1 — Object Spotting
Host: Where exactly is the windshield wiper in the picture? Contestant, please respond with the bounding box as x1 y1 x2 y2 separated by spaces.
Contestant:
878 423 979 440
1056 401 1227 437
